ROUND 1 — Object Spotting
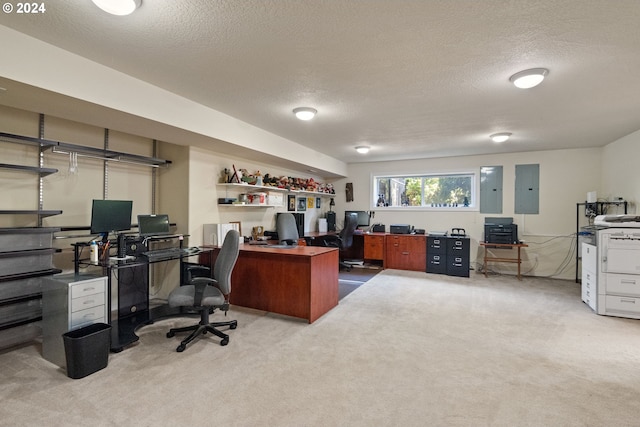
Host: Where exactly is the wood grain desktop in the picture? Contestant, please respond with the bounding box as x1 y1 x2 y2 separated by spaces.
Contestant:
202 244 339 323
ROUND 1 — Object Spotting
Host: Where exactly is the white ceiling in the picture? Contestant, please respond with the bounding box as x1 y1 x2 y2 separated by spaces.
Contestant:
1 0 640 169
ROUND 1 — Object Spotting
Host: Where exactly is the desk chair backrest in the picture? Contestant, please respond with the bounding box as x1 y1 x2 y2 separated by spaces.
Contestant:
276 213 299 245
340 213 359 250
214 229 240 295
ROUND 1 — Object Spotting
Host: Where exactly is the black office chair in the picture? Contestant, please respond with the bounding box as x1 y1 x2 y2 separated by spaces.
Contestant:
166 229 240 352
323 213 358 270
276 213 299 245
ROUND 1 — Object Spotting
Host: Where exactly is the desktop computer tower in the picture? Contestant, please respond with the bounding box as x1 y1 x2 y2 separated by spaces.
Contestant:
326 211 336 232
117 235 148 317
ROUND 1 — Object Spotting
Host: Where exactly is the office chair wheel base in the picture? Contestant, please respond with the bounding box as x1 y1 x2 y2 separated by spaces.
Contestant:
166 331 175 338
230 323 237 330
176 344 186 352
220 338 229 346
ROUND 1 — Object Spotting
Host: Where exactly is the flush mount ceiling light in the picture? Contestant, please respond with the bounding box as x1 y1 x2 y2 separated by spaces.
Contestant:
293 107 317 121
509 68 549 89
490 132 512 143
91 0 141 16
355 146 370 154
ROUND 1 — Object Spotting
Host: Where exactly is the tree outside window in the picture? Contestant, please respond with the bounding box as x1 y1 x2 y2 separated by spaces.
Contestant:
374 173 474 208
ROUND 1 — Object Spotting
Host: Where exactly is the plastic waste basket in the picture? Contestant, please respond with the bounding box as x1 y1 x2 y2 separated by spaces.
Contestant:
62 323 111 379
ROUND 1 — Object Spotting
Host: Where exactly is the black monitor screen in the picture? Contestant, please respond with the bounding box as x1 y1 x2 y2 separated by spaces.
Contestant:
90 200 133 235
138 214 171 236
345 210 370 227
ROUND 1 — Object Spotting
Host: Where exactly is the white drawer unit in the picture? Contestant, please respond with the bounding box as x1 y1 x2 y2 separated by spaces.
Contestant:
581 243 597 311
596 228 640 319
605 273 640 297
42 274 108 367
604 295 640 317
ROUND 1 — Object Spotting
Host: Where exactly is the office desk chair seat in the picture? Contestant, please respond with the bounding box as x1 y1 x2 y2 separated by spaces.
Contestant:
166 229 239 352
166 279 236 351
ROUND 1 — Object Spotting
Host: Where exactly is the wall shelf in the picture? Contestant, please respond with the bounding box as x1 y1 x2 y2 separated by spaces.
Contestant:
0 210 63 218
0 132 171 168
218 204 279 208
217 183 335 197
0 163 58 176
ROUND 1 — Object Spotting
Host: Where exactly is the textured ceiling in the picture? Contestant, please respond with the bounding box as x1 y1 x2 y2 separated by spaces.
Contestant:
1 0 640 166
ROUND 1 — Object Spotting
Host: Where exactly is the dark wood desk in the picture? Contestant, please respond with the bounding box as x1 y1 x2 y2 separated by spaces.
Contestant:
480 242 529 280
202 244 339 323
305 231 388 267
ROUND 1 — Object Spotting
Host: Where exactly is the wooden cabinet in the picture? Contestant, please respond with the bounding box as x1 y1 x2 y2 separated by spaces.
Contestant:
364 234 385 267
385 234 426 271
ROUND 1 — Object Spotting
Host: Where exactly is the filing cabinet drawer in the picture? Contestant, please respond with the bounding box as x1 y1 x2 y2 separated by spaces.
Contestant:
605 273 640 297
71 306 106 329
426 254 447 274
446 237 469 254
447 256 470 277
70 278 106 299
427 237 446 254
364 235 385 260
70 292 106 313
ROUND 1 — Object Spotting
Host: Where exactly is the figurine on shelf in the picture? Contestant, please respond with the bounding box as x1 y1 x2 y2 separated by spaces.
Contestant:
255 171 263 186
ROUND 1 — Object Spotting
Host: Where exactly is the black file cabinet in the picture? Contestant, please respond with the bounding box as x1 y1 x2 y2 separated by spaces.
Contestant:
426 235 470 277
427 236 447 274
446 236 470 277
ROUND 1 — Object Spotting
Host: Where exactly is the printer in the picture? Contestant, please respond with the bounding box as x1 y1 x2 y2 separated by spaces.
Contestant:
484 217 519 244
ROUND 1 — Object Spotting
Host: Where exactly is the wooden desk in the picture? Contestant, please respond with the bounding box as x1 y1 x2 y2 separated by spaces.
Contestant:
480 242 529 280
203 244 339 323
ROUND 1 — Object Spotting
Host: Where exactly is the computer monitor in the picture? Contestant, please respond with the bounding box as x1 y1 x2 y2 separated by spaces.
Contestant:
345 210 370 227
138 214 171 236
90 200 133 241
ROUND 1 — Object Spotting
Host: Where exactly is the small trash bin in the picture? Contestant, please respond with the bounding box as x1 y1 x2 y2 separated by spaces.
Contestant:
62 323 111 379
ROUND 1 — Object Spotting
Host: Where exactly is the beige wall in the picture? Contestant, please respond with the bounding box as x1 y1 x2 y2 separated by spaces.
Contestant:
601 128 640 214
333 148 603 280
185 145 330 247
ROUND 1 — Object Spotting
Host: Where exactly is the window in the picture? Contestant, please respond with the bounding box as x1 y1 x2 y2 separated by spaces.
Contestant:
374 172 476 209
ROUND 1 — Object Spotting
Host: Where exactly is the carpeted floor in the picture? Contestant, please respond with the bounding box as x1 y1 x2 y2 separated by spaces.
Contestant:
1 270 639 426
338 266 380 299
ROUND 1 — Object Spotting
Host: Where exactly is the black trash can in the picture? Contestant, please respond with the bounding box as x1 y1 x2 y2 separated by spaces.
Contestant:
62 323 111 379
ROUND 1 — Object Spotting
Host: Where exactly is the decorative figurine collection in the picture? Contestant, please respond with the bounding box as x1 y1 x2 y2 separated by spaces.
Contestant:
222 165 335 194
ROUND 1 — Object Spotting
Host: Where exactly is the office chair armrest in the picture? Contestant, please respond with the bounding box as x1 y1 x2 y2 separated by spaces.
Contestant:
190 277 220 306
322 235 342 248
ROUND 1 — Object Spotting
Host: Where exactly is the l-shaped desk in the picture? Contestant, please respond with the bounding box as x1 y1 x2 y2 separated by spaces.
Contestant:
201 244 339 323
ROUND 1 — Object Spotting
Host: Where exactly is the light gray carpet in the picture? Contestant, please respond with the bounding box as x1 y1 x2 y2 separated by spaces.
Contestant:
339 267 380 299
1 270 640 426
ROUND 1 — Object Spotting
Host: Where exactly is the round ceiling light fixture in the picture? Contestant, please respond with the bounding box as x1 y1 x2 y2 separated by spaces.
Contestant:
355 146 370 154
91 0 141 16
509 68 549 89
490 132 512 143
293 107 317 121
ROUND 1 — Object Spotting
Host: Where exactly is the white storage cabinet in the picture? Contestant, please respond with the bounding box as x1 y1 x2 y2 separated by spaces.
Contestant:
42 274 108 367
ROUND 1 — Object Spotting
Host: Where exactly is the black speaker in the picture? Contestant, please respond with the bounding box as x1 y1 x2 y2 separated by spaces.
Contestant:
326 211 336 232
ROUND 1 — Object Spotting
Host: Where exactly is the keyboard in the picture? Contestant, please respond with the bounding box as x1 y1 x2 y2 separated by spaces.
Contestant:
142 247 198 260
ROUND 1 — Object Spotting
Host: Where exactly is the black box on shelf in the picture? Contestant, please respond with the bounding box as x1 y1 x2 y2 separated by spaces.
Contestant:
390 224 411 234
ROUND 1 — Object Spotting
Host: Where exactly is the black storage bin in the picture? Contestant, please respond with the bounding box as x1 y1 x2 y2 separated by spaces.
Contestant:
62 323 111 379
